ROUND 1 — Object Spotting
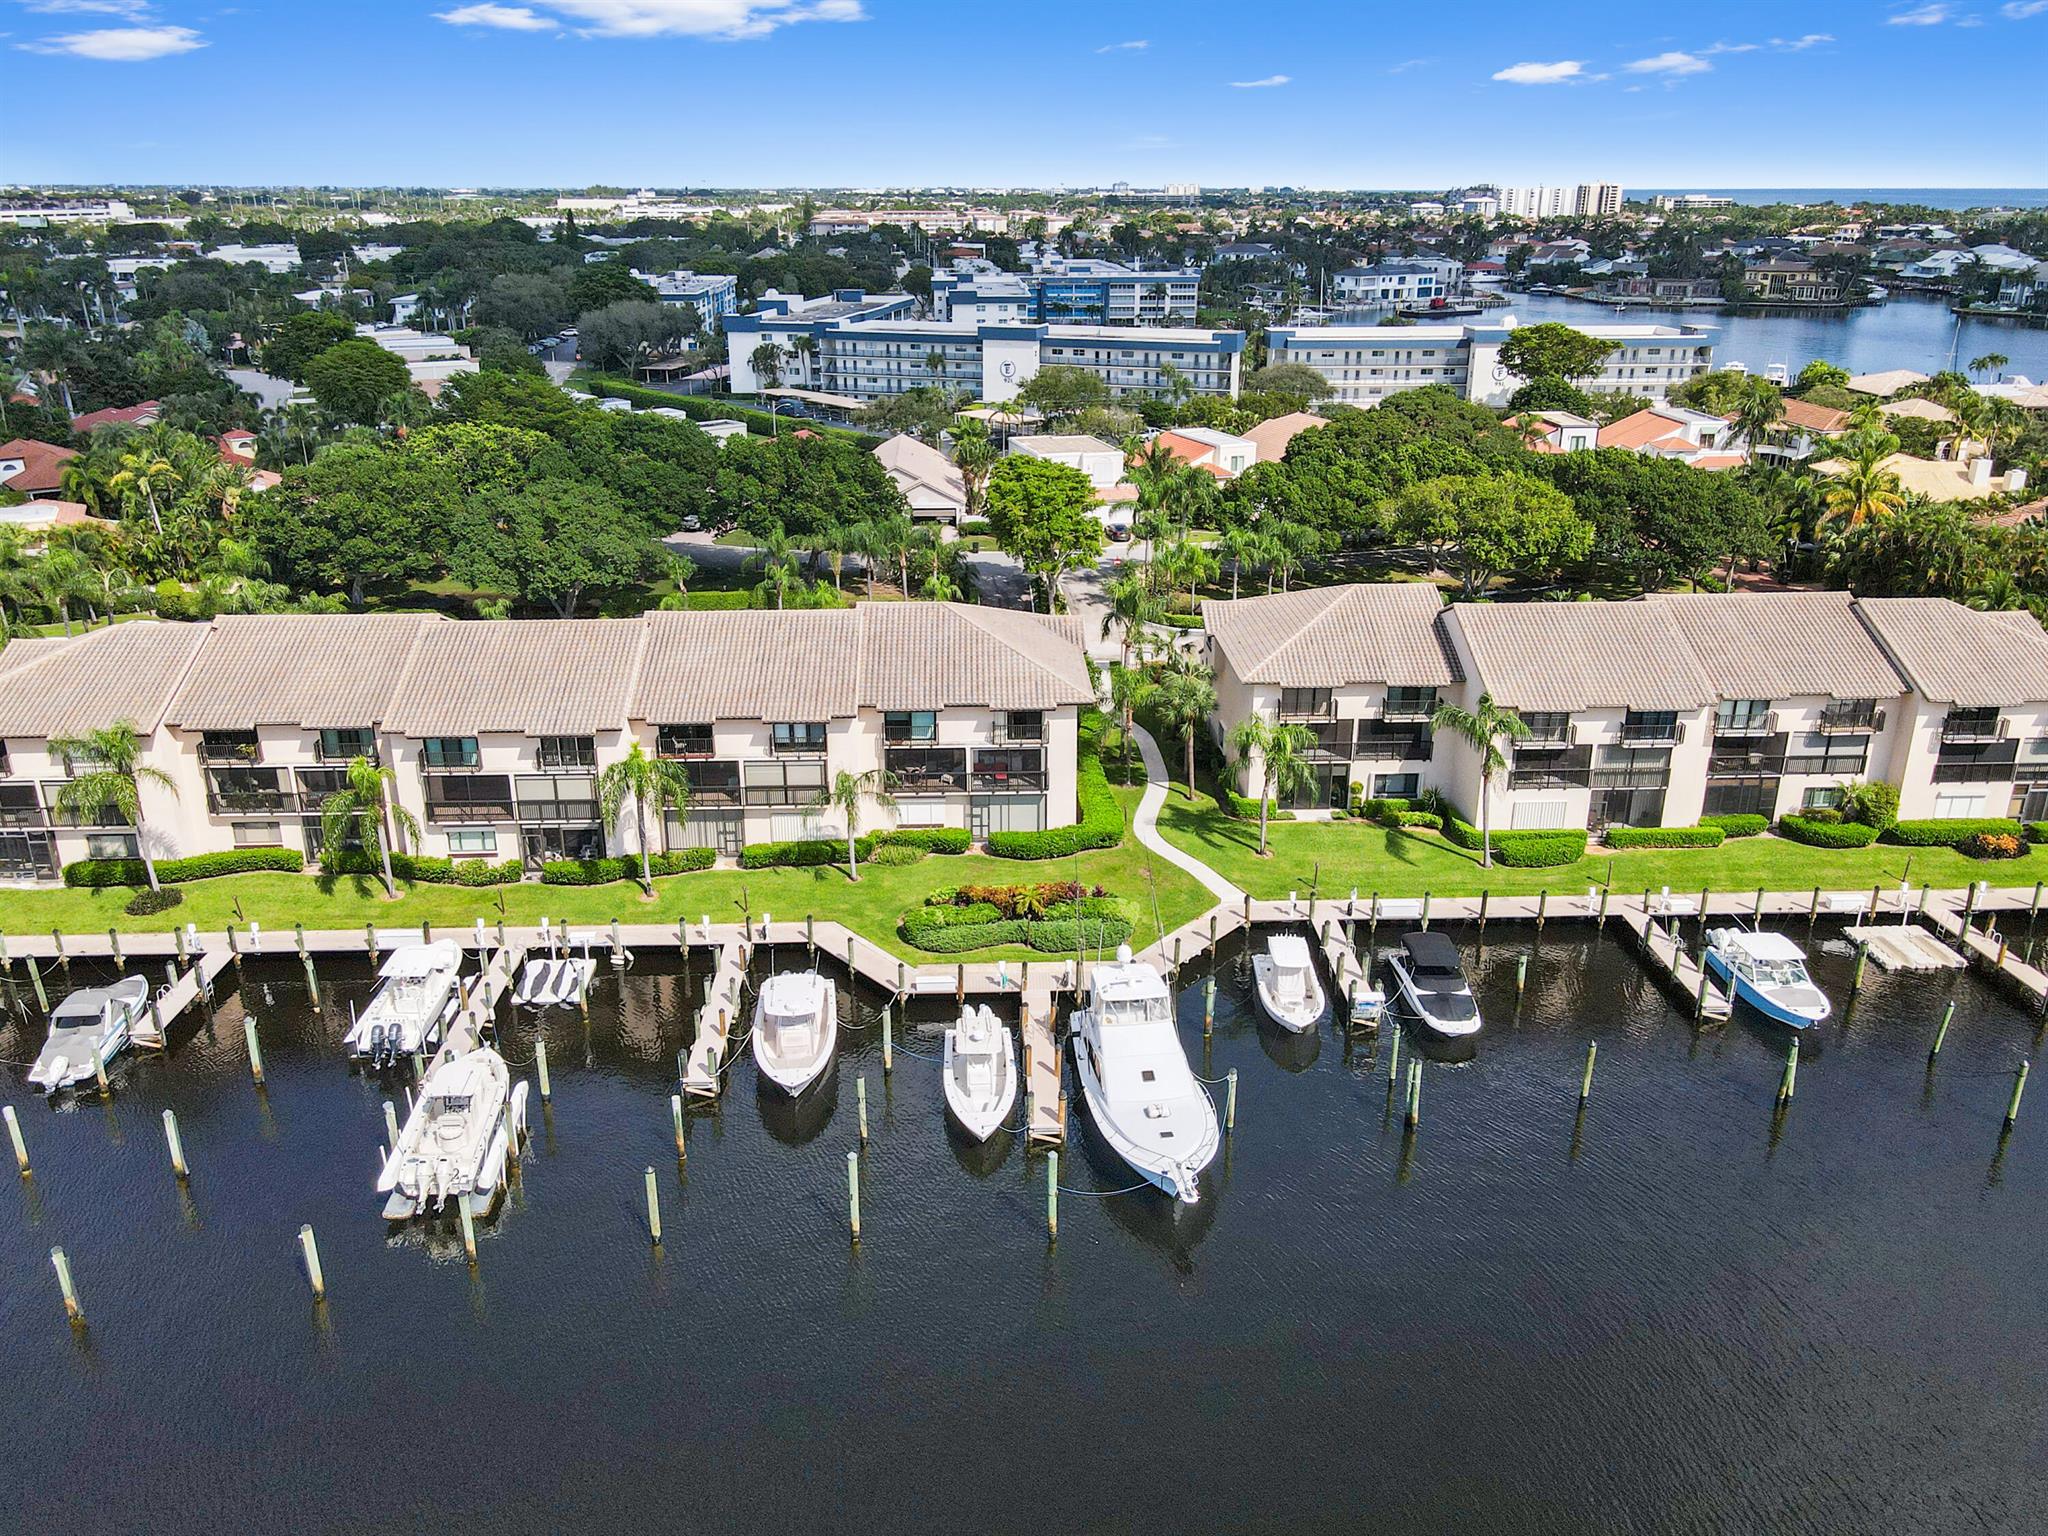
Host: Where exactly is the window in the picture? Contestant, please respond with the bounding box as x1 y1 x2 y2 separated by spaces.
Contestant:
1278 688 1332 719
1591 746 1672 789
1818 698 1879 733
884 711 937 743
746 759 827 807
1373 773 1419 799
657 724 713 758
972 747 1045 792
425 773 514 822
208 766 291 814
1003 710 1044 742
1801 786 1842 811
318 727 376 763
1519 712 1571 744
538 736 596 770
1941 707 2002 743
1935 792 1989 819
447 828 498 856
518 774 597 823
232 821 283 847
423 737 479 769
679 760 741 805
1382 687 1438 721
771 722 827 754
200 729 260 763
87 832 139 860
886 746 965 793
1715 699 1772 736
1783 732 1869 777
1704 778 1779 818
1620 710 1681 745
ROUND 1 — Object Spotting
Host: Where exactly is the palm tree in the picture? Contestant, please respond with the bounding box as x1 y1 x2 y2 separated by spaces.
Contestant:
925 349 949 394
951 419 999 522
1227 715 1317 856
57 456 111 518
1969 352 2009 381
1823 436 1906 529
318 755 419 898
1101 569 1165 667
108 442 181 537
1109 665 1155 777
1155 654 1217 798
806 767 897 881
1733 381 1786 467
743 528 801 609
49 722 177 891
597 742 693 895
1219 525 1274 600
1428 693 1528 869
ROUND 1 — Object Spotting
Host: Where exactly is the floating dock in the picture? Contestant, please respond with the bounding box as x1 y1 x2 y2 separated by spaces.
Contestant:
1315 918 1377 1024
1844 922 1966 972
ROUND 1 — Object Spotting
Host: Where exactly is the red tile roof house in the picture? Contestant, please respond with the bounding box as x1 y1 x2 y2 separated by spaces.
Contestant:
70 400 161 434
0 438 80 500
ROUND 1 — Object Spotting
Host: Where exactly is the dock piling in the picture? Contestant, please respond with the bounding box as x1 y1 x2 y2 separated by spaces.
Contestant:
535 1038 551 1100
51 1246 82 1324
1777 1038 1799 1106
1852 941 1870 993
1386 1027 1401 1087
644 1166 661 1246
1929 999 1957 1062
162 1109 188 1179
91 1043 109 1096
458 1193 477 1263
1579 1041 1597 1105
1046 1151 1058 1243
1405 1060 1422 1130
1478 889 1489 933
1203 975 1215 1035
1536 889 1547 932
2005 1060 2029 1131
857 1075 869 1143
27 955 46 1013
383 1100 400 1151
1224 1068 1238 1134
671 1093 686 1160
108 927 122 968
846 1149 861 1243
298 1225 325 1301
1515 954 1528 995
242 1017 264 1087
5 1105 29 1174
881 1006 893 1075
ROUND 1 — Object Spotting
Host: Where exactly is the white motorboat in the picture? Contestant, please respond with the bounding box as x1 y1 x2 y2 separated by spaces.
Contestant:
1252 934 1327 1034
942 1004 1017 1142
27 976 150 1093
1072 946 1219 1204
1387 931 1481 1038
752 970 838 1095
378 1047 527 1219
345 940 463 1068
1705 927 1832 1028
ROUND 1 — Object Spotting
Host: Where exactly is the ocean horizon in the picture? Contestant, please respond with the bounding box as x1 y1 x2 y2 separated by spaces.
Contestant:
1633 188 2048 212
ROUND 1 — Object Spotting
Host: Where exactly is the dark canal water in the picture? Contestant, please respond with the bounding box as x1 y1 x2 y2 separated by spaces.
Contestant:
4 923 2045 1535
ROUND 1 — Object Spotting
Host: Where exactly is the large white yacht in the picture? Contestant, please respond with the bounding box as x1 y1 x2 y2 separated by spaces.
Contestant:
1072 946 1219 1204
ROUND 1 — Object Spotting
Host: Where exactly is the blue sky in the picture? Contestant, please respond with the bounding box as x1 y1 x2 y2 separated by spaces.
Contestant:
7 0 2048 189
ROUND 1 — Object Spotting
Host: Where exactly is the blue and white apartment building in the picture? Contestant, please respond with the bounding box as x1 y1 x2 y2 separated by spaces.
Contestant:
634 270 741 330
727 290 1243 403
929 261 1202 325
1268 315 1715 408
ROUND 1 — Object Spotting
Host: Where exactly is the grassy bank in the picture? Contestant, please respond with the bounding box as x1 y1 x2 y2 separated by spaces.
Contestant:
0 790 1212 963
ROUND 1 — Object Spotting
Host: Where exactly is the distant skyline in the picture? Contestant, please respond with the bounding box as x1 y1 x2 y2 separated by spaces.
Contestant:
8 0 2048 190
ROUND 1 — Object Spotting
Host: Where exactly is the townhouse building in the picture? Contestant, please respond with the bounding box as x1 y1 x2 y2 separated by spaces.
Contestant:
1266 317 1713 408
1203 585 2048 836
0 606 1092 882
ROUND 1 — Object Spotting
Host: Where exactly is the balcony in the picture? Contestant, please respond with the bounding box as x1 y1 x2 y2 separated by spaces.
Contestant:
1355 724 1432 761
1619 720 1685 747
1276 695 1336 722
518 798 600 825
208 788 298 816
990 716 1045 746
1713 711 1777 740
971 770 1047 794
198 736 261 765
1940 713 2006 745
426 797 517 824
1933 760 2019 785
314 741 379 766
1817 702 1883 735
0 801 49 829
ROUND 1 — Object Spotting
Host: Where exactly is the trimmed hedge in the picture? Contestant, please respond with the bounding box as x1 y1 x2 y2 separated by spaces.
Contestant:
1700 813 1769 838
323 851 524 887
1384 810 1444 830
540 848 717 885
1882 817 2025 849
740 826 972 870
899 893 1135 955
683 590 754 611
1778 814 1878 848
1604 825 1726 850
2028 822 2048 845
987 714 1126 859
64 847 304 888
1223 789 1297 823
1441 814 1588 868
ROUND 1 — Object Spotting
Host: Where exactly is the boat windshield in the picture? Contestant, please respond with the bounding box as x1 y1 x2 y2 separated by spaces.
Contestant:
433 1094 474 1113
1745 957 1807 987
1101 995 1171 1028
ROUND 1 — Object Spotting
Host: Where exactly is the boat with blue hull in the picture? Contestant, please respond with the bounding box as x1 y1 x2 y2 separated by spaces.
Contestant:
1704 928 1832 1028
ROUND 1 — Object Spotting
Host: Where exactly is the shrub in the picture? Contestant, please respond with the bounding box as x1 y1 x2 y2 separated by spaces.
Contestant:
1386 810 1444 830
2028 822 2048 845
1778 814 1878 848
901 917 1028 953
1360 797 1414 819
539 848 716 885
325 851 524 886
1604 825 1726 850
872 827 970 856
867 843 925 866
1964 831 2026 859
1439 812 1588 867
1699 813 1768 838
683 589 753 611
1883 817 2024 849
1158 612 1203 630
124 888 183 915
581 374 876 442
1223 788 1297 823
1840 779 1900 830
63 848 305 888
1027 915 1134 953
987 712 1126 859
455 858 529 886
1799 806 1844 824
739 838 843 869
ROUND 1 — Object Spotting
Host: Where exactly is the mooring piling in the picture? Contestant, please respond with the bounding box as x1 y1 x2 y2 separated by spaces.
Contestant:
857 1075 869 1143
4 1105 28 1175
671 1093 686 1160
51 1246 82 1324
1580 1041 1597 1106
1404 1059 1422 1130
1203 974 1216 1034
535 1038 552 1100
27 954 47 1013
162 1109 188 1180
1046 1151 1059 1243
1515 954 1528 995
1930 1000 1957 1062
644 1166 662 1245
1777 1038 1799 1106
383 1100 399 1151
1224 1067 1238 1134
881 1005 893 1075
2005 1060 2029 1131
243 1016 265 1087
457 1192 477 1263
846 1149 861 1243
298 1224 326 1301
1386 1027 1401 1087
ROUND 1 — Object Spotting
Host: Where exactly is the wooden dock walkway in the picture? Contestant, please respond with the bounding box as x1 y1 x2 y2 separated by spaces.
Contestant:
680 937 753 1099
1617 908 1732 1020
133 949 234 1049
1022 975 1064 1146
1315 918 1376 1024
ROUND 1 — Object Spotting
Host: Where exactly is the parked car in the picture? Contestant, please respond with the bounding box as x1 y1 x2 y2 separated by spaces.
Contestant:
679 515 702 533
560 326 578 338
1106 519 1133 543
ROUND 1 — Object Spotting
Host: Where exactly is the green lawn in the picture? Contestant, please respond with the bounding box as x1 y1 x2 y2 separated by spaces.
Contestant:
0 790 1214 962
1150 780 2032 901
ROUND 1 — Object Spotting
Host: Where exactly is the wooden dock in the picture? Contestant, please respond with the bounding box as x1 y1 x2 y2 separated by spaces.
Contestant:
133 949 235 1048
681 937 753 1099
1021 975 1064 1146
1844 922 1965 972
1315 918 1376 1024
1618 909 1731 1020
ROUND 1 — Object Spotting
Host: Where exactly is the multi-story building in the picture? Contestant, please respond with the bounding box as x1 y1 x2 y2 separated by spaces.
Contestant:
1203 585 2048 834
0 607 1094 882
1330 261 1453 307
633 270 741 329
1498 182 1624 219
929 262 1202 325
1266 316 1713 407
728 296 1244 403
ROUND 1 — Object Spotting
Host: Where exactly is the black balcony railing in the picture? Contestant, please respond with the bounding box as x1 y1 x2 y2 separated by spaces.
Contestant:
426 799 517 824
1817 703 1883 734
1941 715 2005 745
971 771 1047 794
1620 721 1685 746
198 740 261 764
208 789 298 816
518 799 600 825
0 803 49 829
315 743 379 766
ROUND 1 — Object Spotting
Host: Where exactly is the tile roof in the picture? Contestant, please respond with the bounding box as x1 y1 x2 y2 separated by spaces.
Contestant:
1241 412 1327 462
1854 598 2048 706
167 614 444 730
1449 601 1717 712
1653 592 1907 699
383 619 651 736
1878 396 1956 423
0 437 79 495
1201 583 1460 689
631 604 1092 722
872 433 965 509
69 400 161 433
1846 369 1929 398
0 621 209 740
1777 397 1850 435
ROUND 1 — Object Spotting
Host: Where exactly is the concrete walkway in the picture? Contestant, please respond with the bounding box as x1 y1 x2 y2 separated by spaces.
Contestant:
1130 725 1244 905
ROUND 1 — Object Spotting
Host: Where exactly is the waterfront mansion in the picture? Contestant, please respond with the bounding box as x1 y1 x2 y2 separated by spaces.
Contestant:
0 605 1093 881
1204 584 2048 833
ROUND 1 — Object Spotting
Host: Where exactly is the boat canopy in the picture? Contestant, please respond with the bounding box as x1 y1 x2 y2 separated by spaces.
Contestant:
47 976 146 1025
1268 934 1312 970
760 971 828 1020
1726 931 1807 963
1402 931 1464 974
380 940 460 979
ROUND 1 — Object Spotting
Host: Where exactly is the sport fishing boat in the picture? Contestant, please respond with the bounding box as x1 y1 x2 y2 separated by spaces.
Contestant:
345 940 464 1068
942 1003 1017 1142
27 976 150 1093
1252 934 1327 1034
1704 927 1832 1028
1387 931 1481 1038
1072 946 1219 1205
752 970 838 1095
378 1046 527 1219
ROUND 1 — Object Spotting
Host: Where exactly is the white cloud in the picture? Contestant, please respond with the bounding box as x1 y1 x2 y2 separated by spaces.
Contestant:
527 0 864 38
1491 58 1586 84
1699 40 1758 54
1771 32 1834 48
1627 49 1711 75
1229 73 1289 87
2004 1 2048 16
1888 2 1952 22
1095 38 1146 52
16 21 202 56
20 0 153 15
436 3 556 27
1385 56 1431 73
